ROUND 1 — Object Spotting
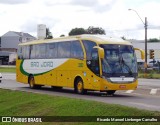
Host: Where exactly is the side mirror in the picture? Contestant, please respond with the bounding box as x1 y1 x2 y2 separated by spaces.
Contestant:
93 46 104 59
134 48 145 60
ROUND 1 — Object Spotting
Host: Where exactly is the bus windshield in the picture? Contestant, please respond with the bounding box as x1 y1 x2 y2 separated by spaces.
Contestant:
100 44 137 78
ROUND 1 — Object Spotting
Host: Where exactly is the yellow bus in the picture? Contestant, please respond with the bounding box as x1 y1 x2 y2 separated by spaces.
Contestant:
16 35 144 95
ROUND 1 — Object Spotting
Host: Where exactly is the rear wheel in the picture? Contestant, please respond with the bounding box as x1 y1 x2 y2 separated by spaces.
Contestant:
29 76 41 89
75 78 87 94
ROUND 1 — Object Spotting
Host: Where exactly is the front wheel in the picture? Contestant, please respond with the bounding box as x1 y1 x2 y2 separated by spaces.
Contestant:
75 78 87 94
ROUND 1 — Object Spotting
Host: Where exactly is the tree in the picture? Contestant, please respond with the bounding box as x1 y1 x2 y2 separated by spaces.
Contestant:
69 28 86 36
68 26 106 36
86 26 106 35
60 34 65 37
121 36 126 40
46 28 53 39
148 38 160 42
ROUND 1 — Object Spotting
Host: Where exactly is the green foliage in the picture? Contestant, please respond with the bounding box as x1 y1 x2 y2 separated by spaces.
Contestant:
46 28 53 39
0 89 159 118
1 89 160 125
86 26 106 35
121 36 126 40
68 26 106 36
148 71 154 78
60 34 65 37
138 70 160 79
0 89 160 125
69 28 86 36
0 67 16 73
148 38 160 42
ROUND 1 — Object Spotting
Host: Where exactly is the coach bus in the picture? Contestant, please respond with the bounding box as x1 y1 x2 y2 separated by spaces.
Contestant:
16 35 144 95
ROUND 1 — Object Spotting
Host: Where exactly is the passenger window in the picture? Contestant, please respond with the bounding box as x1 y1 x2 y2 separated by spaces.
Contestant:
35 45 40 58
18 46 23 59
23 46 30 59
57 42 71 58
46 43 57 58
71 41 84 59
36 44 46 59
30 45 36 59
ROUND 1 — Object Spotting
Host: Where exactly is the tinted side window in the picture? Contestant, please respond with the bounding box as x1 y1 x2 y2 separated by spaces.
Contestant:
71 41 84 59
23 46 30 59
35 45 40 58
82 40 100 76
18 46 23 59
35 44 46 59
46 43 57 58
30 45 36 59
57 42 71 58
82 40 97 60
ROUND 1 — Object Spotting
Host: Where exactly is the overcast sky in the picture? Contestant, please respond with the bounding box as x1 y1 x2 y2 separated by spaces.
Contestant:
0 0 160 39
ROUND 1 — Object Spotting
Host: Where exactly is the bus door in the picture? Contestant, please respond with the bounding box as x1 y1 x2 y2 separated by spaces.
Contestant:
82 40 101 90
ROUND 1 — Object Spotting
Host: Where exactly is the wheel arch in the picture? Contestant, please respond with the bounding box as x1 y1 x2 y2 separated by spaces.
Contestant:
74 76 83 89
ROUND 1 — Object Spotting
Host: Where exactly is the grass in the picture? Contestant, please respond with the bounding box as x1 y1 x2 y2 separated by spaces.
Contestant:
0 67 16 73
0 89 160 125
138 70 160 79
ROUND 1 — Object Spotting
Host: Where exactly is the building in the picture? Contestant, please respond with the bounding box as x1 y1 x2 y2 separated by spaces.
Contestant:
37 24 46 39
0 31 36 65
1 31 36 49
130 39 160 62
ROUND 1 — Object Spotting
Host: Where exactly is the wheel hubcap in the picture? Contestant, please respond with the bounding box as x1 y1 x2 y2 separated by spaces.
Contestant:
30 78 34 87
77 82 82 93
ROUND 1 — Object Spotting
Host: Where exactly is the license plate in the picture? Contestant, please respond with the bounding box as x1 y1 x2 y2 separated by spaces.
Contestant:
119 85 126 89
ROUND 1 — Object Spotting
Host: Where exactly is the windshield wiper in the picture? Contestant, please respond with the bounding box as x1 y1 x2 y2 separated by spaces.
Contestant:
121 57 133 76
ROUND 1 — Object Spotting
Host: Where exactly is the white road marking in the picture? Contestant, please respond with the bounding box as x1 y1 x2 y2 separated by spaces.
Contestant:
150 89 157 95
125 90 134 93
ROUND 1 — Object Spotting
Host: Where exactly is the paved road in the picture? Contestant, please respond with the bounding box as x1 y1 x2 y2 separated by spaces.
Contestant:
1 73 16 80
0 76 160 111
138 78 160 88
1 73 160 95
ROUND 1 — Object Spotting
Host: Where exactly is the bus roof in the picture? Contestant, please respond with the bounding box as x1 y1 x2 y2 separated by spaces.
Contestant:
18 34 132 46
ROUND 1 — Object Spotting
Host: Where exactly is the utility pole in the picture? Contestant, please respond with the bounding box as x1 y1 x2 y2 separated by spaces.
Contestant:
144 17 148 74
128 9 148 75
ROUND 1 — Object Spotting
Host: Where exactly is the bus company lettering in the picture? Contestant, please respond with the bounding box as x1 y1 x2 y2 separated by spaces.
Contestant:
41 62 53 67
31 62 39 67
31 61 53 68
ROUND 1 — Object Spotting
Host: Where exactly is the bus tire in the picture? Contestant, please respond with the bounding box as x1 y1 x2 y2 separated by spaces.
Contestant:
106 90 116 95
75 78 86 94
28 75 41 89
